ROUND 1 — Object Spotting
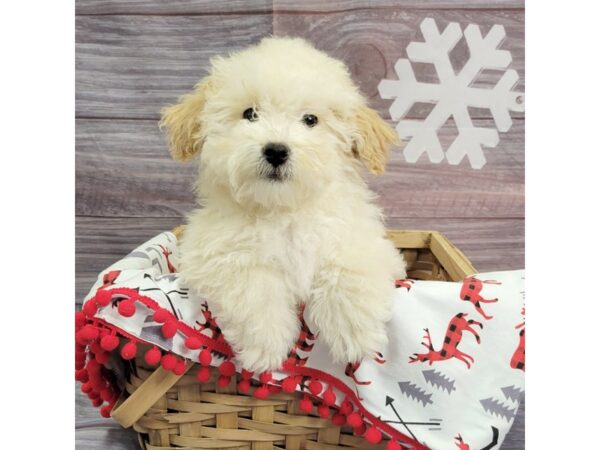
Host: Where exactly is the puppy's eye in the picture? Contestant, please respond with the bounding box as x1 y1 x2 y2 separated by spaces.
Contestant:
302 114 318 127
243 107 259 122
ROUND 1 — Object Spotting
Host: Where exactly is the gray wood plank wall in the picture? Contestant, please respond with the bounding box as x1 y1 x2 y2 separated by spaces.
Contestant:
75 1 525 448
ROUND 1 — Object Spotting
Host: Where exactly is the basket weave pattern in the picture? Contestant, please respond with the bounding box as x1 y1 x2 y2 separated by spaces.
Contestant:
99 230 476 450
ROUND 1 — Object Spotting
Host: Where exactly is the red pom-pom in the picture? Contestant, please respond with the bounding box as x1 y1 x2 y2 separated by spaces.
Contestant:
87 359 101 374
96 290 112 307
100 405 112 418
144 347 161 366
161 321 178 338
308 380 323 395
161 354 177 370
94 350 109 364
88 391 100 400
299 397 313 413
75 369 88 383
81 383 93 394
254 385 269 399
259 372 272 384
173 359 187 375
317 404 330 418
197 366 211 383
118 300 136 317
153 308 169 323
79 325 100 342
82 301 98 317
219 361 236 377
340 399 353 415
75 351 86 364
387 441 403 450
199 349 212 366
332 413 346 426
75 360 85 370
281 376 297 393
100 388 114 402
354 423 366 436
91 397 102 407
322 388 336 406
238 379 251 393
217 375 231 387
185 336 202 350
100 334 119 352
120 341 137 360
75 311 86 329
347 413 363 428
241 369 253 379
364 427 382 444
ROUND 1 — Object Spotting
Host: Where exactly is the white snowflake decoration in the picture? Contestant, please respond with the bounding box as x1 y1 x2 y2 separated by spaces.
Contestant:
378 18 524 169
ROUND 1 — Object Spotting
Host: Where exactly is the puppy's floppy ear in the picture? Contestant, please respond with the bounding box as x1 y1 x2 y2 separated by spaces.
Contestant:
159 78 212 161
352 105 399 175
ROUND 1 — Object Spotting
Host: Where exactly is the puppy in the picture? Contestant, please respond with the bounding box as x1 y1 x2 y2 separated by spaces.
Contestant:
160 37 406 372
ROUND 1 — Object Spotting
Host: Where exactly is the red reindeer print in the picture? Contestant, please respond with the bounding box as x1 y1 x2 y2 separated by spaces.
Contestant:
395 279 415 290
101 270 121 288
511 309 525 371
158 245 177 273
454 434 470 450
196 302 224 342
345 352 386 386
283 311 316 369
459 277 501 320
409 313 483 369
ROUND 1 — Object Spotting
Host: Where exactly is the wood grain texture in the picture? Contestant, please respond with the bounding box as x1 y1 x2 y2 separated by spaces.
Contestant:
76 14 273 119
274 9 524 119
76 9 523 120
76 0 524 15
75 216 523 302
76 118 523 219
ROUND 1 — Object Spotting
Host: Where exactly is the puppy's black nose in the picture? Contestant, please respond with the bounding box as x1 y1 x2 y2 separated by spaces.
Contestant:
263 143 289 167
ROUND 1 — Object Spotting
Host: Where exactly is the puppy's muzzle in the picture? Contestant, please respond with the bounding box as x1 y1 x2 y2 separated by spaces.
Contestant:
262 143 289 168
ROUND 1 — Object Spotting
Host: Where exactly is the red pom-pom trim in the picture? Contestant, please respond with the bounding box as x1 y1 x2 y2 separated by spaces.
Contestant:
387 440 403 450
161 321 178 338
317 404 330 418
81 383 93 394
197 366 211 383
161 354 177 371
340 399 353 415
219 361 236 377
308 380 323 395
254 385 269 399
217 375 231 387
144 347 161 366
241 369 253 380
100 405 112 418
118 300 136 317
82 301 98 317
259 372 272 384
185 336 202 350
75 311 86 329
153 308 169 323
173 359 187 375
100 388 114 402
75 369 88 383
354 423 366 436
281 376 297 393
332 413 346 426
347 412 363 428
322 388 336 406
120 341 137 360
299 395 313 413
238 379 251 393
79 325 100 342
94 350 110 364
199 349 212 366
96 290 112 307
364 427 382 444
100 334 119 352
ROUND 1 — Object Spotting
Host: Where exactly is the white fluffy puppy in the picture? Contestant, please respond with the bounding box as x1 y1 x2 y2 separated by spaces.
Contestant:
160 37 406 372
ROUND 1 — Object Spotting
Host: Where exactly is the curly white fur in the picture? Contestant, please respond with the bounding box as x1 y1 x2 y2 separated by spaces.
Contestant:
160 37 406 372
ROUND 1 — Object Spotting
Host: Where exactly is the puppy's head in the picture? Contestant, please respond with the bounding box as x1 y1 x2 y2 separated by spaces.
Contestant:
160 37 398 210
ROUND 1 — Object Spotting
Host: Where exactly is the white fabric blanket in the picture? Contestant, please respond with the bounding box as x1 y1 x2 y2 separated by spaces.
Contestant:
81 231 524 450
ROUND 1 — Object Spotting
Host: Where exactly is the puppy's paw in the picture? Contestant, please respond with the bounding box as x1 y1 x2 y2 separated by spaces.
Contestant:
236 343 291 373
331 323 389 364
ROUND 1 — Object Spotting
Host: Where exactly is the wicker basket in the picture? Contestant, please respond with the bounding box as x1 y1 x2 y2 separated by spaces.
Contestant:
110 229 476 450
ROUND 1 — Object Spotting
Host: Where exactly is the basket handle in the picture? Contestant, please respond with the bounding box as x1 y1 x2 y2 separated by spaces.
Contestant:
111 362 192 428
